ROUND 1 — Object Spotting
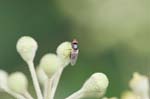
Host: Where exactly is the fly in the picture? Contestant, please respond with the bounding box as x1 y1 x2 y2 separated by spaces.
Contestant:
70 39 79 66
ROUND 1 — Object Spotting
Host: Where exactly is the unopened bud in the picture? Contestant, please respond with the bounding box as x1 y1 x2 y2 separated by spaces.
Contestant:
66 73 109 99
129 72 149 98
39 53 60 78
121 91 138 99
56 42 72 67
81 73 109 98
8 72 28 94
16 36 38 63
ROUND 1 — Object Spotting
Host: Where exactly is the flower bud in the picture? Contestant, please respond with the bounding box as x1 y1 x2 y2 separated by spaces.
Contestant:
0 70 8 91
16 36 38 62
8 72 28 94
129 72 149 98
36 66 48 86
39 53 60 78
56 42 72 67
81 73 109 98
102 97 118 99
121 91 138 99
66 73 109 99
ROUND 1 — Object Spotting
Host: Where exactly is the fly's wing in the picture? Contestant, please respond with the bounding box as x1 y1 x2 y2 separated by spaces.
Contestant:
70 50 79 66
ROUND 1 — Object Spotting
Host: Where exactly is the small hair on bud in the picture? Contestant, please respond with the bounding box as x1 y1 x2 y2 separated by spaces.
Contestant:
7 72 28 94
81 73 109 98
0 70 8 91
129 72 149 98
56 42 72 67
16 36 38 63
39 53 60 78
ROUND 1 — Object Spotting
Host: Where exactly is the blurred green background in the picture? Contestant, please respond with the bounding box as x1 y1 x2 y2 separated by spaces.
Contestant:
0 0 149 99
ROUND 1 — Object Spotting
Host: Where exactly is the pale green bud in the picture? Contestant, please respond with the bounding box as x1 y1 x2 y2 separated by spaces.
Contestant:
81 73 109 98
16 36 38 62
0 70 8 91
8 72 28 94
39 53 60 78
102 97 118 99
129 72 149 98
66 73 109 99
56 42 72 67
121 91 138 99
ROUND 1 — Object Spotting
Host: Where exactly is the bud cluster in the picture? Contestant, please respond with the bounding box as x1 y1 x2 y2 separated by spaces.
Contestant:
0 36 110 99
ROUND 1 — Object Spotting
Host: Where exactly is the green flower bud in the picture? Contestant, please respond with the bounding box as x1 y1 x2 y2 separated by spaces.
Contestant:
66 73 109 99
16 36 38 63
129 72 149 99
81 73 109 98
8 72 28 94
102 97 118 99
56 42 72 67
39 53 60 78
121 91 138 99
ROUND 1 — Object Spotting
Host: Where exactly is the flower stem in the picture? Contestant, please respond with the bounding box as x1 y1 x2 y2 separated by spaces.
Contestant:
23 91 34 99
4 88 26 99
43 80 48 99
44 79 52 99
27 61 43 99
50 67 64 99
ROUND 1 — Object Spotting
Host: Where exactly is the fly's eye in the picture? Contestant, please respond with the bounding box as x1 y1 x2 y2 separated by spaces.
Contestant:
72 44 78 50
71 39 78 50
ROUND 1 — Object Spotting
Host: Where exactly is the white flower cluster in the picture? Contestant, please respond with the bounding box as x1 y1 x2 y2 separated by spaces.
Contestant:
121 72 150 99
102 72 150 99
0 36 109 99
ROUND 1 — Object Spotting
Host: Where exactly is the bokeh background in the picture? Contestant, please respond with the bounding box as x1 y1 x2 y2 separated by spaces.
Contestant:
0 0 149 99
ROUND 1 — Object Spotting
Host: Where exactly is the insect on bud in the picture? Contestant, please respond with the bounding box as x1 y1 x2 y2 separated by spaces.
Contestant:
16 36 38 63
7 72 28 94
70 39 79 66
39 53 60 78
